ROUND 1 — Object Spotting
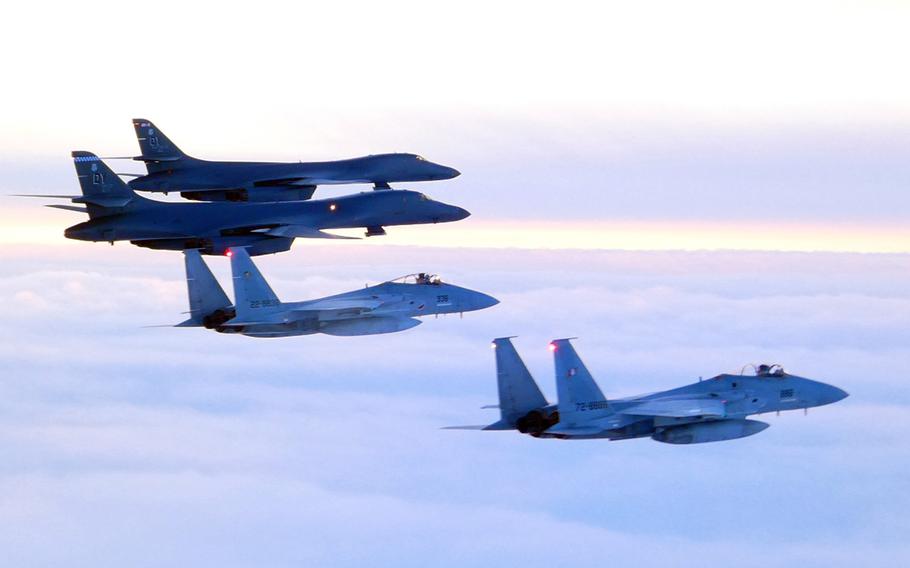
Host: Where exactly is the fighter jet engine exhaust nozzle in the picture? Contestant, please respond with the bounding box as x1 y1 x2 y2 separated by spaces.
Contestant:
515 410 560 435
202 308 237 330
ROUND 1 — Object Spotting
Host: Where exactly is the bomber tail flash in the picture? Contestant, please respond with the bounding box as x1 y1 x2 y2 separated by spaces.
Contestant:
71 151 149 218
132 118 195 172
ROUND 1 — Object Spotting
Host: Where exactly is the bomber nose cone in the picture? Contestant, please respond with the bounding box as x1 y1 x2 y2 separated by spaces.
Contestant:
452 206 470 221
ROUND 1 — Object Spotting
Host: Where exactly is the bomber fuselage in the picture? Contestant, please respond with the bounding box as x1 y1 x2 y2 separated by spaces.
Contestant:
129 153 461 193
64 189 469 254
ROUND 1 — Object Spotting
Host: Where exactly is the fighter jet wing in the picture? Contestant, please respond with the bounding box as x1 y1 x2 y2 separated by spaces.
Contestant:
260 225 359 239
620 398 726 419
286 298 388 321
293 298 386 312
542 423 605 436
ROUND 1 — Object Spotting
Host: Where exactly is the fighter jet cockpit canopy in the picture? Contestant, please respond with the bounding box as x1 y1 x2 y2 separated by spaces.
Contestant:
418 193 432 201
415 155 427 161
388 273 443 285
741 363 787 377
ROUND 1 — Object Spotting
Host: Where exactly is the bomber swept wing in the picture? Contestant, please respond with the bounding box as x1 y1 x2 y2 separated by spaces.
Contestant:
259 225 359 239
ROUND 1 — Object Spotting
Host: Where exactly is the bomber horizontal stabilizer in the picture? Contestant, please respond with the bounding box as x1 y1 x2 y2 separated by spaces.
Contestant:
262 225 359 239
14 193 81 199
133 155 182 163
72 195 133 207
45 204 88 213
621 398 726 418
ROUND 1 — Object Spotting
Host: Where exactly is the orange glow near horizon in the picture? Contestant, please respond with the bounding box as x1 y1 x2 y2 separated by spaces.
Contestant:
1 210 908 255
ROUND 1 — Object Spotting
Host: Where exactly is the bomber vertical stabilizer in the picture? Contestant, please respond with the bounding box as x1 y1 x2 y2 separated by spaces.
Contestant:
132 118 196 172
71 152 149 217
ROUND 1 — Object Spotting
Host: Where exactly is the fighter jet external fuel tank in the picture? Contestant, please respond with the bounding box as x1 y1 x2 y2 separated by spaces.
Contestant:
447 338 848 444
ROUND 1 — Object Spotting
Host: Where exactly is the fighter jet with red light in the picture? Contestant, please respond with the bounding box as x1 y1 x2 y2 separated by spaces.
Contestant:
176 248 498 338
447 338 848 444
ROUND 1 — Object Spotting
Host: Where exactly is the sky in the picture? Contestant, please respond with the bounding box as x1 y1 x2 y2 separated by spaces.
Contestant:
1 1 909 566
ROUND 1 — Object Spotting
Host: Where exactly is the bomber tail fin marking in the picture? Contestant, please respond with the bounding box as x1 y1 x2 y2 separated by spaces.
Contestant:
132 118 195 172
70 151 151 218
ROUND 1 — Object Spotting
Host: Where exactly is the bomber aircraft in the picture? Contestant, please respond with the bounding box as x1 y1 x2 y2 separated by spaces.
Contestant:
448 338 848 444
128 119 461 202
176 248 498 337
27 152 469 256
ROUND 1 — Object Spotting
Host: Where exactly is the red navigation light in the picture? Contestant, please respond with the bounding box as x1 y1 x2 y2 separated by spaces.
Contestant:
548 343 557 352
225 249 233 257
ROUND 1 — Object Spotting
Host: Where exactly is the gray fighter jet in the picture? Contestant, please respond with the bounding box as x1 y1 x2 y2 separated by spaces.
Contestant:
30 152 469 256
449 338 848 444
176 248 498 337
128 119 461 202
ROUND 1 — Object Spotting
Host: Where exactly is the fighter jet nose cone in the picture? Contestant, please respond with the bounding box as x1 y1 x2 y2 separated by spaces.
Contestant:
448 167 461 178
453 206 470 221
477 293 499 309
831 387 849 402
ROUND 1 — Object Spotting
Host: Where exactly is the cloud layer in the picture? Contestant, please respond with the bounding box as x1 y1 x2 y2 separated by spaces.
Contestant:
0 244 907 567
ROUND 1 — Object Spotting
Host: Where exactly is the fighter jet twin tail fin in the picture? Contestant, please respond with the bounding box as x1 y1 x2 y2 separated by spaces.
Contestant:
178 247 285 328
445 337 608 434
